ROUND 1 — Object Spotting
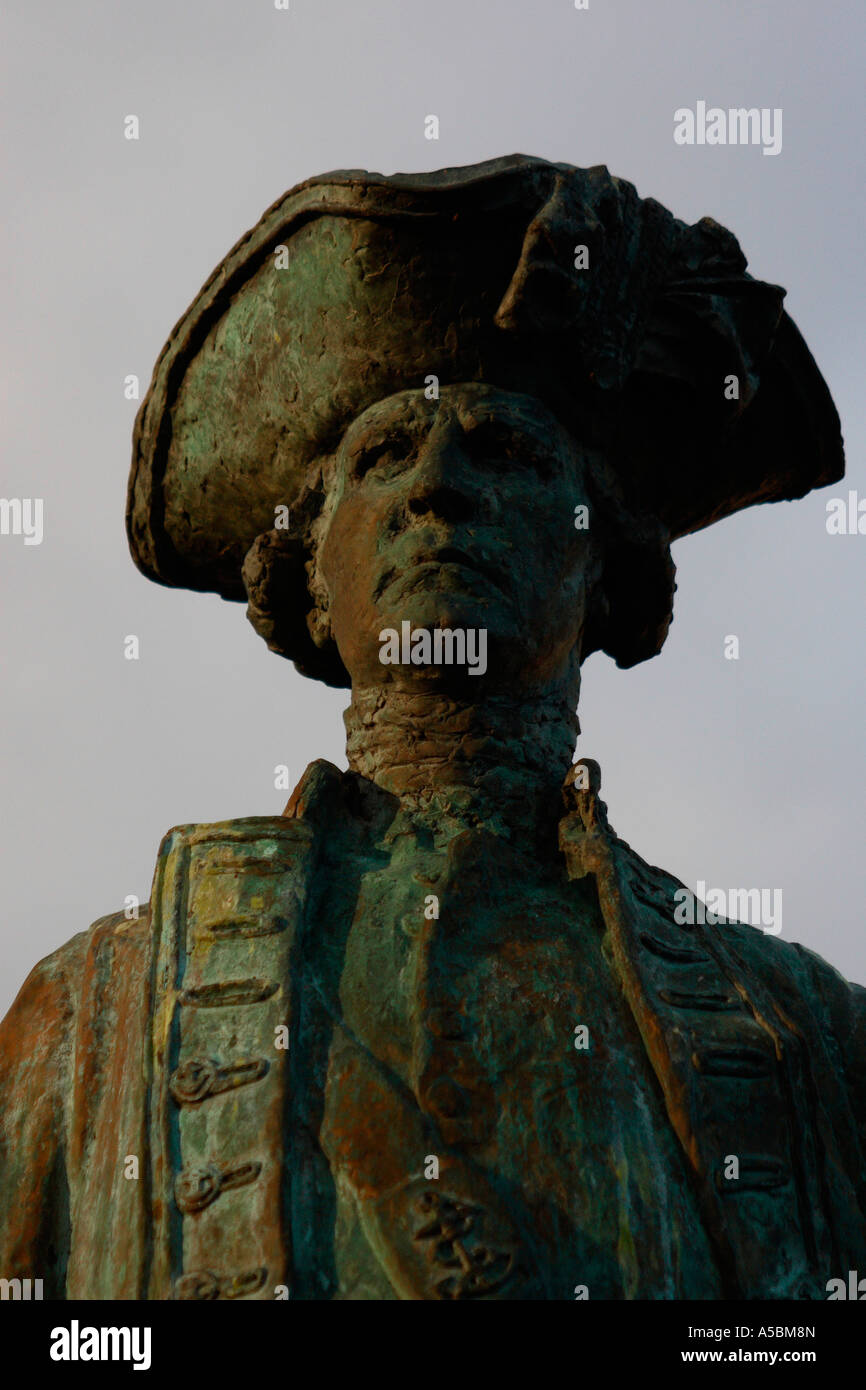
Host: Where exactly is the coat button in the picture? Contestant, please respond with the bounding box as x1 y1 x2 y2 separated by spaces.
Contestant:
175 1163 223 1213
424 1077 468 1120
170 1058 218 1103
174 1158 262 1213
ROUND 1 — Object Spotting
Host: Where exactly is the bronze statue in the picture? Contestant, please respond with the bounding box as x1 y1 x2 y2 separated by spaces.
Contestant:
2 156 863 1300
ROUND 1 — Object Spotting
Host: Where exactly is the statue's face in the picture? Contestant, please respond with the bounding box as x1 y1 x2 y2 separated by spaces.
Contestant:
317 383 598 694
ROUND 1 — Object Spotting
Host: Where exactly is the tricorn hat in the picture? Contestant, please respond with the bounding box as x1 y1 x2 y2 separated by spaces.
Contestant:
127 154 843 682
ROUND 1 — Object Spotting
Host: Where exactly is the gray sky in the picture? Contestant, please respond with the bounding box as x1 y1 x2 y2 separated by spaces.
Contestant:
1 0 864 1015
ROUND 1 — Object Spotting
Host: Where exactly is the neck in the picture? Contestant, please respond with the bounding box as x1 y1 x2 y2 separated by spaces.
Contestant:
344 681 580 852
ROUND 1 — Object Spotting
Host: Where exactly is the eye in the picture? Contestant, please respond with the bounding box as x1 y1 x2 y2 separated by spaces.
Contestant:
463 419 553 478
350 432 414 480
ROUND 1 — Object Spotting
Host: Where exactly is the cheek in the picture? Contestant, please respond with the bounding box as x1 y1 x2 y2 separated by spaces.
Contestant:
515 497 590 635
512 486 585 582
320 498 383 631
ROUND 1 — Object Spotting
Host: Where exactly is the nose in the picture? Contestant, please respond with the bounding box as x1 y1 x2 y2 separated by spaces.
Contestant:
406 422 476 524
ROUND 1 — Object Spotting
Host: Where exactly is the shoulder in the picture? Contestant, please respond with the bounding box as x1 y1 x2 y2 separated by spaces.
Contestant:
619 840 866 1053
0 927 88 1051
0 908 146 1059
0 762 355 1051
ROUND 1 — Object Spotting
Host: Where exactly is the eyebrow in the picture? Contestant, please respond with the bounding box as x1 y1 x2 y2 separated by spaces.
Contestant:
345 420 422 453
461 406 550 436
461 414 557 456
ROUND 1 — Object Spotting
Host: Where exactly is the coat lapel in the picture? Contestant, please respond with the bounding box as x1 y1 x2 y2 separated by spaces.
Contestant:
559 758 839 1298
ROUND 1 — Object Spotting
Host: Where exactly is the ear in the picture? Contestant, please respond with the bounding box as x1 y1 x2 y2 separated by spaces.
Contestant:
580 516 676 669
602 528 677 668
241 494 350 688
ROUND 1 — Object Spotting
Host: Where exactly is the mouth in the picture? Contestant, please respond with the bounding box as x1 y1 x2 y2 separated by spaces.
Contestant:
376 546 509 602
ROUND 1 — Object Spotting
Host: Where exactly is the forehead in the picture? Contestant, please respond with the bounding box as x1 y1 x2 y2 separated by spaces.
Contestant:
339 383 572 445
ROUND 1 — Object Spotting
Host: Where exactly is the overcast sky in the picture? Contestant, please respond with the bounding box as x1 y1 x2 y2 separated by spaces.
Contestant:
1 0 864 1015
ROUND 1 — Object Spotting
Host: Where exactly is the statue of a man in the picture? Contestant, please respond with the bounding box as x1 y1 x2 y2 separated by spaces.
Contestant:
2 156 864 1301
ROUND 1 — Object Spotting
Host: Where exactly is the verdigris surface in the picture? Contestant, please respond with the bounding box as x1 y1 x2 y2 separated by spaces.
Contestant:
1 156 863 1300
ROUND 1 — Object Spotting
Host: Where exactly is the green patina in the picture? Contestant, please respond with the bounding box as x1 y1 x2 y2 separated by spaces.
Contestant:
0 157 862 1301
